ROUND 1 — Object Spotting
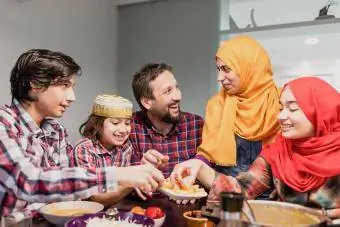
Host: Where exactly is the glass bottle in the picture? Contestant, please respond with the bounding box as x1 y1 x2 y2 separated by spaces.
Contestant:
216 192 252 227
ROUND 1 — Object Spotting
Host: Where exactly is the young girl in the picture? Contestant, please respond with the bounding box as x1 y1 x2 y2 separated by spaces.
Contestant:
70 94 139 206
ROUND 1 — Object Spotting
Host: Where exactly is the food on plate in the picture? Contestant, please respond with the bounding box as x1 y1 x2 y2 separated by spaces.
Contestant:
161 179 174 189
159 178 207 200
145 207 165 219
86 216 142 227
161 178 201 194
130 206 145 215
49 208 92 216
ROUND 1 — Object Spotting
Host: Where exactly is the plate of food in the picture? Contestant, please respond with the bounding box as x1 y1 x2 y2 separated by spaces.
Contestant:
158 179 207 200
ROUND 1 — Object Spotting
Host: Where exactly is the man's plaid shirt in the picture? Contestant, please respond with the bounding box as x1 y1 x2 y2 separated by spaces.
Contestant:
130 111 204 178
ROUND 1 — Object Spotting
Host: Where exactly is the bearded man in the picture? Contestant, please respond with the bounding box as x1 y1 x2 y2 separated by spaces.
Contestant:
130 63 204 178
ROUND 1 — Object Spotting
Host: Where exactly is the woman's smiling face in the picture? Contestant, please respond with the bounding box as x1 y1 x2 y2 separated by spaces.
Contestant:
278 87 315 139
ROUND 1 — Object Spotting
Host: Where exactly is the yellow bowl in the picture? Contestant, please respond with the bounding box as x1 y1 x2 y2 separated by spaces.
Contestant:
183 210 215 227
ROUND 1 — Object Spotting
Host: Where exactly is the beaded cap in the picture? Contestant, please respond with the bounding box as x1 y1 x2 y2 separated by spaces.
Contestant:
92 94 133 118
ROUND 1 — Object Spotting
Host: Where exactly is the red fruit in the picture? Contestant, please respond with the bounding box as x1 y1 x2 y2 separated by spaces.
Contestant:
156 208 165 218
145 207 165 219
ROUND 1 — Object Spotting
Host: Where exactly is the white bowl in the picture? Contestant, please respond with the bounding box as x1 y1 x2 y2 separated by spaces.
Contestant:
39 201 104 226
153 214 166 227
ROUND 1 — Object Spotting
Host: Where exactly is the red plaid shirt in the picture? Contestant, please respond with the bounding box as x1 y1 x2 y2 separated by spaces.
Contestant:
70 138 133 169
0 100 117 216
130 111 204 178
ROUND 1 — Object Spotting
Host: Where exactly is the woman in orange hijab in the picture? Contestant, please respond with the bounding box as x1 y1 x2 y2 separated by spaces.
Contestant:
195 35 281 176
172 77 340 219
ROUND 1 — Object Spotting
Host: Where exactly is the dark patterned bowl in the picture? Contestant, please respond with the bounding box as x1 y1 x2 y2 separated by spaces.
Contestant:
64 211 155 227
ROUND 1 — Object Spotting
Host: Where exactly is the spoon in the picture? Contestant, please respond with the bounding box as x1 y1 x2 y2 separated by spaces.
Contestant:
242 200 256 225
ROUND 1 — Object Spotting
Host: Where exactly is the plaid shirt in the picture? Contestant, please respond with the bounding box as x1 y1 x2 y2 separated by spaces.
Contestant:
208 157 340 218
130 111 204 178
70 138 133 169
0 100 117 216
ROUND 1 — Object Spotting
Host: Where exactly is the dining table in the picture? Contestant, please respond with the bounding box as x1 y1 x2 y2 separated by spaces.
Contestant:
31 192 206 227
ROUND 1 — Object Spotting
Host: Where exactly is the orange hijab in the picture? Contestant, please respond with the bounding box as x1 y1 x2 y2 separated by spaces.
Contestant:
198 36 281 166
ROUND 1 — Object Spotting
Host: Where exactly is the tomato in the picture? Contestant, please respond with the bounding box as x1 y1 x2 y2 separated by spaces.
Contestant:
145 207 165 219
130 206 145 215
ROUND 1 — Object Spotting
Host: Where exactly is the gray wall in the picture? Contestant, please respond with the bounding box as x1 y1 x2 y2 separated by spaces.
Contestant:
0 0 118 143
117 0 220 117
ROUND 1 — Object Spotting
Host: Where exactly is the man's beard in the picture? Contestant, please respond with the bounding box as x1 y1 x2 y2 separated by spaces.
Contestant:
155 106 181 124
161 112 180 124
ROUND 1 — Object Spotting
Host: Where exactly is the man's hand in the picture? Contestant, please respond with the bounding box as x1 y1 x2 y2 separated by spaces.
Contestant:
115 164 165 194
134 187 148 201
141 149 169 169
